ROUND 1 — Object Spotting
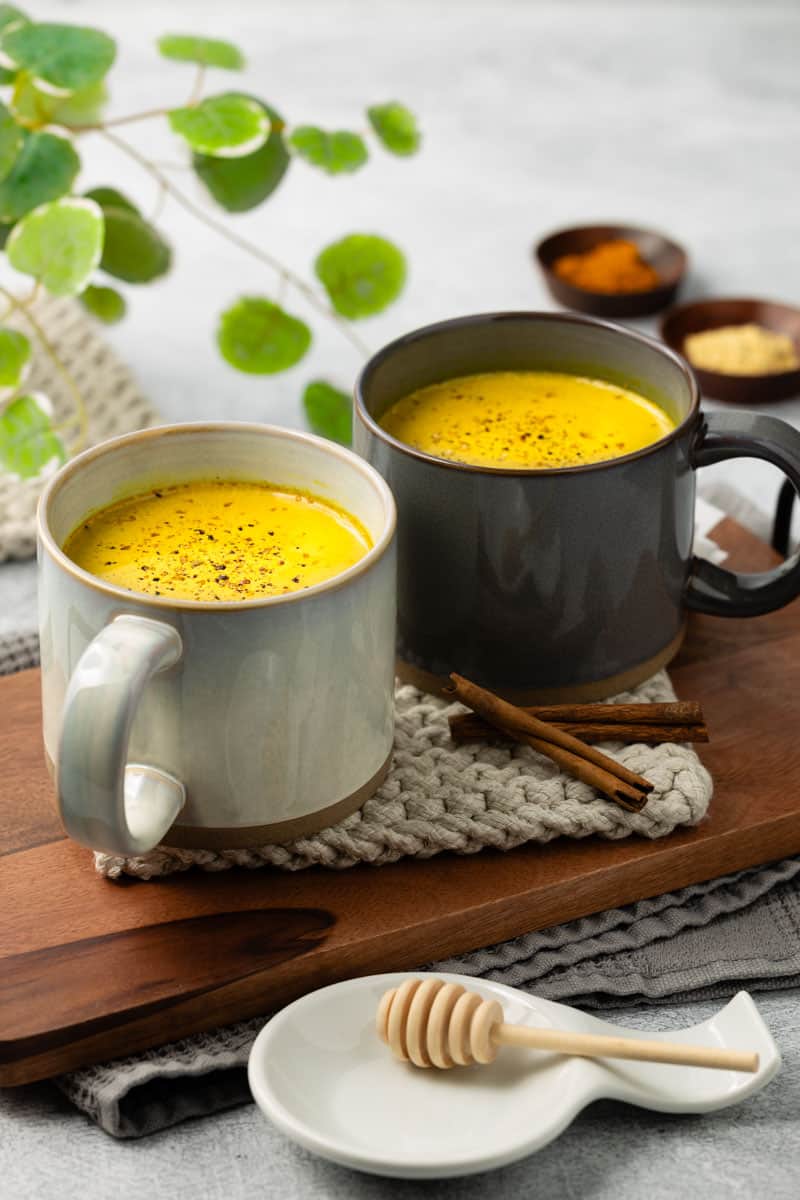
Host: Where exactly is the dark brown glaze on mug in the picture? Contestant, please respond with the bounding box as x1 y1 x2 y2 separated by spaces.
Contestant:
354 312 800 701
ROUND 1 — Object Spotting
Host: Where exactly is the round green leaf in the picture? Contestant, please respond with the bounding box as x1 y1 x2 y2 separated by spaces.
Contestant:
7 74 51 126
99 206 171 284
84 185 139 215
0 130 79 221
193 98 289 212
79 283 126 324
217 297 311 374
289 127 367 175
3 22 116 93
169 93 268 157
303 380 352 445
0 5 27 38
157 34 244 70
315 233 406 320
7 196 103 296
11 74 107 128
0 391 65 478
0 99 21 180
367 102 420 156
0 325 29 386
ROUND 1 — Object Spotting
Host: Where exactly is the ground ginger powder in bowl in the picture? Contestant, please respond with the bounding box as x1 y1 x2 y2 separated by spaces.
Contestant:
684 323 800 376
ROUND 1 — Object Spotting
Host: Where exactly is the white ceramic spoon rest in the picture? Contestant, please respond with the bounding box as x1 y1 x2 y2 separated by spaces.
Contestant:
248 971 781 1180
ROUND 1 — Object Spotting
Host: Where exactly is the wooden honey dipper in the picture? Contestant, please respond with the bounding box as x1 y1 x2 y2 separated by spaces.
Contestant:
377 978 759 1073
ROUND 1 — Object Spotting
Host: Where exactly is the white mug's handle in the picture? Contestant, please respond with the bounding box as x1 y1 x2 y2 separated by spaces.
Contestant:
57 613 185 855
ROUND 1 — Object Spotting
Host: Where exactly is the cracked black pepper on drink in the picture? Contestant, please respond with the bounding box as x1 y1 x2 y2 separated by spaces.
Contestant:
63 479 372 601
378 371 675 468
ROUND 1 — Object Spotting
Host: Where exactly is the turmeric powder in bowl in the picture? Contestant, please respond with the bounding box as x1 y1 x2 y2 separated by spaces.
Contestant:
553 239 661 294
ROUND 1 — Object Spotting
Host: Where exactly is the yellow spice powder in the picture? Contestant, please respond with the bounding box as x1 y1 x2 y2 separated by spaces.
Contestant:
685 323 800 376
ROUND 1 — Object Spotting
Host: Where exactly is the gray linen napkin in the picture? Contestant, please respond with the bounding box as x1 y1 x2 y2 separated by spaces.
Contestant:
5 631 800 1139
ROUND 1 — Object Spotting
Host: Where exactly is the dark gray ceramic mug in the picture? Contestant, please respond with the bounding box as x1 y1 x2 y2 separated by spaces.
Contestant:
354 311 800 701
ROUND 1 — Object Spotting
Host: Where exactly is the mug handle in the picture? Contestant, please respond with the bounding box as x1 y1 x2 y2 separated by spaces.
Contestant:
686 410 800 616
57 613 185 855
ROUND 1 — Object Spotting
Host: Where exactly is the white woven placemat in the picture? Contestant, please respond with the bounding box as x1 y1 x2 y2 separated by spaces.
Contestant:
0 296 159 562
96 669 713 879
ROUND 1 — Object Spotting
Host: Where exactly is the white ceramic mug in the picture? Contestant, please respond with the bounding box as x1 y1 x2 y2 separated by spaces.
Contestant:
37 423 397 856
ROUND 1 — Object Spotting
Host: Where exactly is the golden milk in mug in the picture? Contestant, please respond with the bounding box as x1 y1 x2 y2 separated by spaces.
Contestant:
37 424 396 856
63 480 372 602
378 371 675 469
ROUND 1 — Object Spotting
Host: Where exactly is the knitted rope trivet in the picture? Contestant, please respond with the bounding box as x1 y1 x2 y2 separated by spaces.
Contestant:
95 669 712 880
0 296 159 562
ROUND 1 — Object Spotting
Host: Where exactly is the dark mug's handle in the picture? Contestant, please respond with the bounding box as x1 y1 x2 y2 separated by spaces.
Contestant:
686 410 800 616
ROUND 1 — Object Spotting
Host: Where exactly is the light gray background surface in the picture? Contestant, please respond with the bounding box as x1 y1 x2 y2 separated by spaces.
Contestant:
2 1 799 1195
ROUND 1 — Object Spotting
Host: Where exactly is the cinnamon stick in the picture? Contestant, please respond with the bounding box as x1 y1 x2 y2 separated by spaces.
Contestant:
449 713 709 746
447 673 654 811
493 731 648 812
499 701 704 727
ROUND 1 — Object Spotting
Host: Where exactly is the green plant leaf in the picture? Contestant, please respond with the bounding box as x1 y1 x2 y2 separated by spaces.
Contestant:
11 74 107 128
84 185 138 215
289 126 367 175
366 102 421 156
3 22 116 93
8 74 53 127
98 206 171 284
85 187 168 284
193 98 288 212
0 99 21 179
79 283 126 324
315 233 406 319
0 66 17 84
217 297 311 374
303 380 352 445
0 130 79 220
0 5 27 38
0 391 65 478
157 34 244 70
169 93 268 157
0 325 29 386
7 196 103 296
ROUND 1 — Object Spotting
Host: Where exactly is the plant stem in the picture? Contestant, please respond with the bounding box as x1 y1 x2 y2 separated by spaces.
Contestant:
149 177 167 222
0 286 89 450
99 128 372 360
74 107 170 132
188 65 206 106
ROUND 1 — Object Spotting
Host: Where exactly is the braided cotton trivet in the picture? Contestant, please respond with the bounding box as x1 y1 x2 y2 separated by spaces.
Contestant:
0 296 159 562
95 670 712 880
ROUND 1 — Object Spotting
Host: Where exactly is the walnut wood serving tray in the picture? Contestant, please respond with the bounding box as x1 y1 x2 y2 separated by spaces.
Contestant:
3 518 800 1086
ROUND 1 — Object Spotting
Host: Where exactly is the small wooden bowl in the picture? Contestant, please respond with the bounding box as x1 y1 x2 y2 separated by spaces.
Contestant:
661 298 800 404
534 224 687 318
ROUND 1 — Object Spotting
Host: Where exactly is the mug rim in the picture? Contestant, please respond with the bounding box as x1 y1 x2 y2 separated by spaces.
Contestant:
354 310 701 476
37 421 397 612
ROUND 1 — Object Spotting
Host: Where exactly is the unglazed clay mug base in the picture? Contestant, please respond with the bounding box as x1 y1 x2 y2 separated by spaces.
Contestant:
354 311 800 701
37 423 397 856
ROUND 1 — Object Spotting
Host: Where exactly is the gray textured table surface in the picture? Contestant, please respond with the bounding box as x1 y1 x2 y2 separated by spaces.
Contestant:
3 0 800 1195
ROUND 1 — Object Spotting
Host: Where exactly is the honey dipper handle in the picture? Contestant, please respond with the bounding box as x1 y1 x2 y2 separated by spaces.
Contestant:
495 1023 759 1073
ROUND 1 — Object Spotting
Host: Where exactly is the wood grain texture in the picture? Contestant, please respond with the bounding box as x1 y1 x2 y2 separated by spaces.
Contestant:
0 671 63 856
2 517 800 1085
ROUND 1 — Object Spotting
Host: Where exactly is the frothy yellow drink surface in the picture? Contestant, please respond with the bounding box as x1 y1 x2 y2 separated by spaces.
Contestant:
379 371 675 468
64 480 372 602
